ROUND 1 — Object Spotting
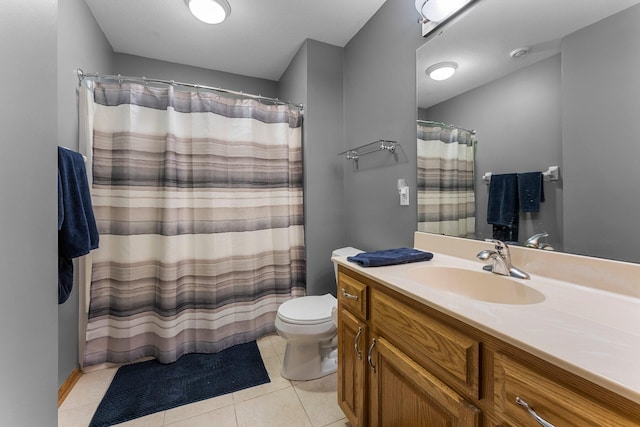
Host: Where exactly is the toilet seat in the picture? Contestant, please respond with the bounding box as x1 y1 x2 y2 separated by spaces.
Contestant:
277 294 337 325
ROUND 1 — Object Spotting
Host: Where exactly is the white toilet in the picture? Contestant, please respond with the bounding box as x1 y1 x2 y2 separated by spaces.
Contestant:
274 246 362 381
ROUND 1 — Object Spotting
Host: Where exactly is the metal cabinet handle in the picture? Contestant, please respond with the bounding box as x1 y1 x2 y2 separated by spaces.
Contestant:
341 288 359 300
354 326 363 360
367 338 377 373
516 397 555 427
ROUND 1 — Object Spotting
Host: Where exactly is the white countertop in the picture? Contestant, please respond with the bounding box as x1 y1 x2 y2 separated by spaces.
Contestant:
332 252 640 404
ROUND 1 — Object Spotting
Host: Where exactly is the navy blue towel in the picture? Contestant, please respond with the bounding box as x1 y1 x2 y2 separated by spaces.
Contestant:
347 248 433 267
487 173 519 226
58 171 64 229
492 225 519 243
58 147 99 304
517 172 545 213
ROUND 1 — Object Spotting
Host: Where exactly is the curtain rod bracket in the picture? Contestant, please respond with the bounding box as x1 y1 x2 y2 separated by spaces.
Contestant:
76 68 85 86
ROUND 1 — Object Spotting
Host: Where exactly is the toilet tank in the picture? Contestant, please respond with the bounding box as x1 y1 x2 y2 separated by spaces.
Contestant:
331 247 362 282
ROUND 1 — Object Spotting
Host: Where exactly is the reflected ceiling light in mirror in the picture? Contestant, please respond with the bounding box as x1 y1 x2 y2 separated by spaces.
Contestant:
185 0 231 24
510 47 531 58
426 62 458 81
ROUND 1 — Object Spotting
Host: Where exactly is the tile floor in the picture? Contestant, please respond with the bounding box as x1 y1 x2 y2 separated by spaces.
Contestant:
58 334 350 427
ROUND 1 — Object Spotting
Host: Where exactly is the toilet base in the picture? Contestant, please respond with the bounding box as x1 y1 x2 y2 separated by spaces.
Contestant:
280 340 337 381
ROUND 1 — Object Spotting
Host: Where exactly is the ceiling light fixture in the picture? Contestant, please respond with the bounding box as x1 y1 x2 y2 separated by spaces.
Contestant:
426 62 458 81
510 47 531 58
185 0 231 24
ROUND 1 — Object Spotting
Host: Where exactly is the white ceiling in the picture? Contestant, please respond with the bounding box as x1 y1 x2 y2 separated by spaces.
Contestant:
85 0 387 81
417 0 640 109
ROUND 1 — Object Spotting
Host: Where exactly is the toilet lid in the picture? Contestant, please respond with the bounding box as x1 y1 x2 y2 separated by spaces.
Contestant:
278 294 337 325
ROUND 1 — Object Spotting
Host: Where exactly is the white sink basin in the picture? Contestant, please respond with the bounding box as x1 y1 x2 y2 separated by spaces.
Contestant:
406 266 545 305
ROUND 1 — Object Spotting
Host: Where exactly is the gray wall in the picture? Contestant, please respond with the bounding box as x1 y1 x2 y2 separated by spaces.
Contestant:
562 4 640 263
421 55 563 250
279 40 345 296
114 54 278 98
342 0 425 251
279 41 308 110
0 0 58 424
58 0 114 387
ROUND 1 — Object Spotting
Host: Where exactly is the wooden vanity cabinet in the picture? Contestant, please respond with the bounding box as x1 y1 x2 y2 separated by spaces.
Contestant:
336 264 640 427
337 267 481 426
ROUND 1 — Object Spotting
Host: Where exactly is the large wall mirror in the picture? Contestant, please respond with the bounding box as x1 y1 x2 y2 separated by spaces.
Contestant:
416 0 640 264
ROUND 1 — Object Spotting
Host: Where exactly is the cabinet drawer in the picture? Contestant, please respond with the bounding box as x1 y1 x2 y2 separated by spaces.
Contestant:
494 352 639 426
337 271 368 320
371 289 480 398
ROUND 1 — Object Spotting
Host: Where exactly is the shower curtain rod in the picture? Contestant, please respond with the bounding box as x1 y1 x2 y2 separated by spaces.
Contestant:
76 68 304 112
418 119 476 135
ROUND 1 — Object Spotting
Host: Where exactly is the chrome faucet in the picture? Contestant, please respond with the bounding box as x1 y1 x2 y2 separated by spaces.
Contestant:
476 239 530 279
525 232 554 250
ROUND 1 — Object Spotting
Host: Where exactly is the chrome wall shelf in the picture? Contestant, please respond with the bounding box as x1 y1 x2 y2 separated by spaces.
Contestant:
339 140 398 160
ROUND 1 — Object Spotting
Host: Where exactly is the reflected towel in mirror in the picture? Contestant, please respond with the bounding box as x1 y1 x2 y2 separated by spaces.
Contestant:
517 172 545 212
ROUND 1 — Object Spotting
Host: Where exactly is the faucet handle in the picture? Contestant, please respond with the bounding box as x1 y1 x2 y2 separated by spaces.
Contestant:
476 249 497 261
485 239 512 260
525 232 549 248
485 239 507 251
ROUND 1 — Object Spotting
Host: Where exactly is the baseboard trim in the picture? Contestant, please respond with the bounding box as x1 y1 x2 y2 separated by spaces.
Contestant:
58 367 82 408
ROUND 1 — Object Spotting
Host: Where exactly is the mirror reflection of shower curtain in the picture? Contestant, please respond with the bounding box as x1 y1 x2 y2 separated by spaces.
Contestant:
79 81 305 367
417 122 476 238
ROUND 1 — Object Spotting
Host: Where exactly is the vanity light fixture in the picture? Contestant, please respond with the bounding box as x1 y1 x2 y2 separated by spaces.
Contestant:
426 61 458 81
415 0 452 23
415 0 474 24
185 0 231 24
415 0 477 38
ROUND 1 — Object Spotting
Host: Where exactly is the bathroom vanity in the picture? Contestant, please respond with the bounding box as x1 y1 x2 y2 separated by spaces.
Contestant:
333 233 640 426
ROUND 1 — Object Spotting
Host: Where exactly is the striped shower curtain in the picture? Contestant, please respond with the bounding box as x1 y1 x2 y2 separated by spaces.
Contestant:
82 82 304 367
417 122 476 238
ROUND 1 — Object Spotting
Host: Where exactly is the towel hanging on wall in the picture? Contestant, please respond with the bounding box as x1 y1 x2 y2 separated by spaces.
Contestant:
58 147 99 304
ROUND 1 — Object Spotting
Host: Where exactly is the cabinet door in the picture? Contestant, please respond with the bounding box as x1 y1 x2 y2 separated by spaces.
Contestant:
371 289 480 399
369 337 481 427
337 307 367 427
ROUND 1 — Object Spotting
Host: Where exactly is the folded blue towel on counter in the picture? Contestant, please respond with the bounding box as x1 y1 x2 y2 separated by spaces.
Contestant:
347 248 433 267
